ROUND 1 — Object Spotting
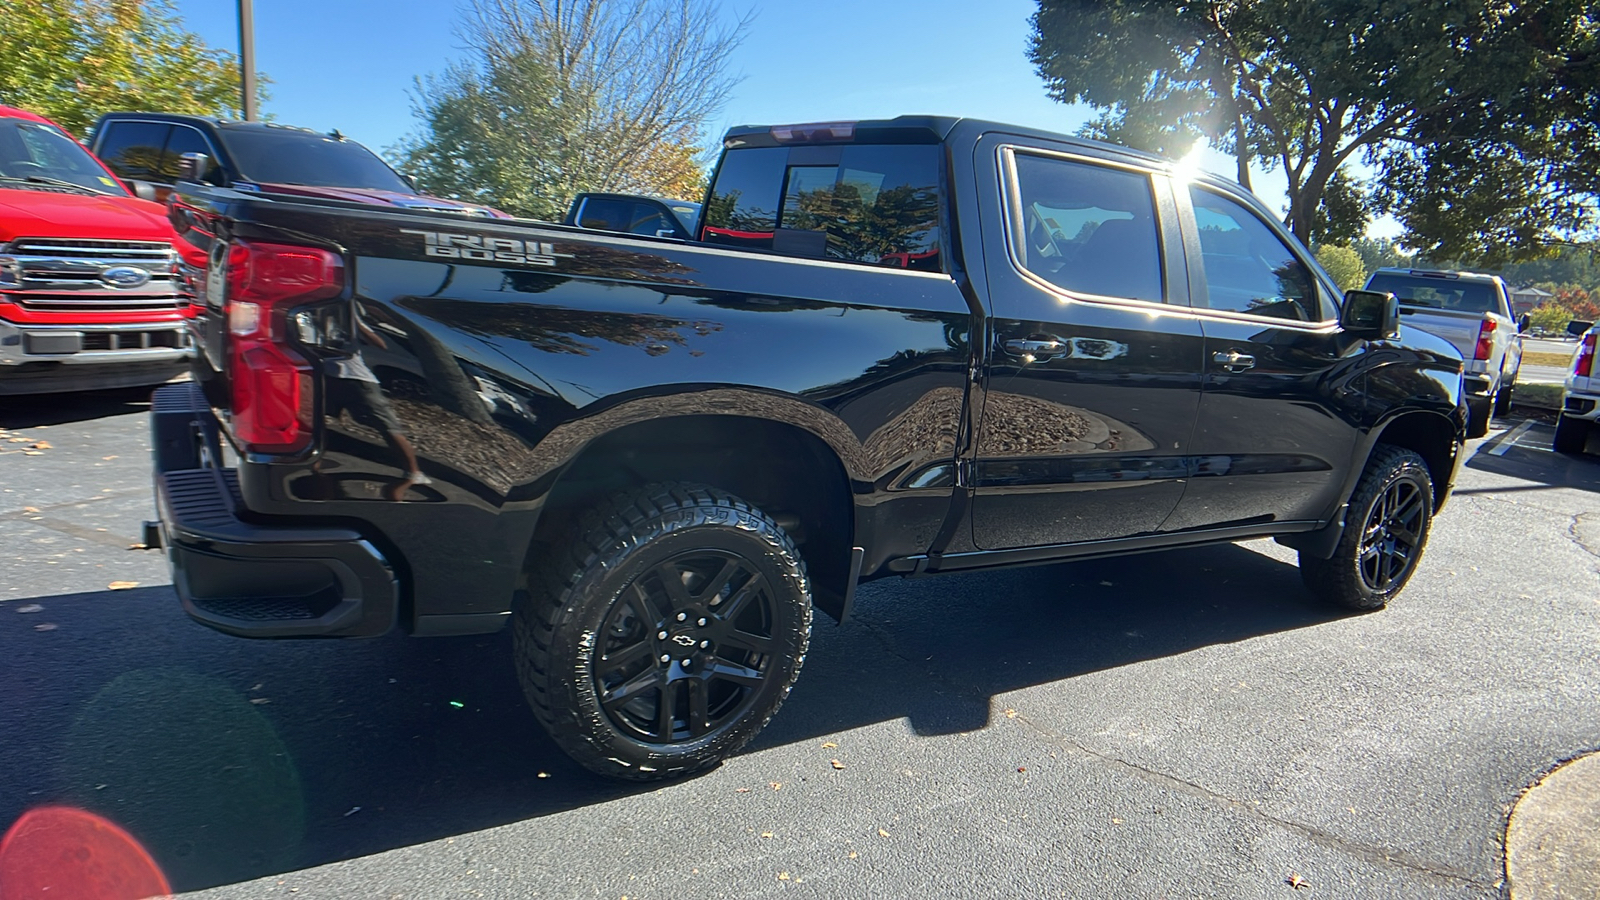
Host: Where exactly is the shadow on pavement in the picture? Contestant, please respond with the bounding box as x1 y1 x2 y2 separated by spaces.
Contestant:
0 385 159 429
1462 420 1600 495
0 543 1339 891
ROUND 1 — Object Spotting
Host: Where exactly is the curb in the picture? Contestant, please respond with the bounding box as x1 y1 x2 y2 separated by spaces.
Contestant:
1506 751 1600 899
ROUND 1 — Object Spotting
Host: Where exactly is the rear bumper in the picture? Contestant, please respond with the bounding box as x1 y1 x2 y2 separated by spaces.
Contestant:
150 383 397 638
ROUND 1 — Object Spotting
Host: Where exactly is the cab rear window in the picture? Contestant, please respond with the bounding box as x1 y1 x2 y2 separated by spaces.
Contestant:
703 144 943 272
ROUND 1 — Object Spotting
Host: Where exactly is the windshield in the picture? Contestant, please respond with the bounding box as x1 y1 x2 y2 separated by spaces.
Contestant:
1367 272 1499 314
218 127 412 192
0 119 126 196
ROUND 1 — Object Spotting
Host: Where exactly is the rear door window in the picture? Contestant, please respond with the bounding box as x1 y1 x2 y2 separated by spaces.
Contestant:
1009 152 1164 302
96 121 172 182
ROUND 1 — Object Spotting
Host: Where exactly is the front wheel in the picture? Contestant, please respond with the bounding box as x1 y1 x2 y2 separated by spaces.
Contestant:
514 483 812 781
1300 445 1434 611
1553 414 1591 455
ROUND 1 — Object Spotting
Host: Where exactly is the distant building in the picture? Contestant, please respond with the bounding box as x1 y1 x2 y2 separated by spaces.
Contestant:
1510 285 1553 316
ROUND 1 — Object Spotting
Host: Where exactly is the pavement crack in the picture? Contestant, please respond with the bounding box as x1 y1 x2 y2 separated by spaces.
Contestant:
1570 513 1600 559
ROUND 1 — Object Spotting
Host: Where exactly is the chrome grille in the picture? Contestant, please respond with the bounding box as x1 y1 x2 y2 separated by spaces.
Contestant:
0 238 186 313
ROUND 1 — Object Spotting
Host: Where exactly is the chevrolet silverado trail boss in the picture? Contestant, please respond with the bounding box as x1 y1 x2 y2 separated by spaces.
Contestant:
148 117 1467 780
0 105 196 394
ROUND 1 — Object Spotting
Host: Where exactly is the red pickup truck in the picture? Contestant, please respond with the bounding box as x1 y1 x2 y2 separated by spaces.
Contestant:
0 105 194 395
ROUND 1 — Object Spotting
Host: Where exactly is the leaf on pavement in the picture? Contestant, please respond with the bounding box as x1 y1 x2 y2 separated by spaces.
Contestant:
830 759 845 770
16 604 43 614
821 741 837 749
1004 708 1018 718
34 623 58 631
777 872 790 881
108 581 139 590
22 450 42 456
848 851 858 859
102 455 118 461
735 787 751 793
1286 873 1308 890
22 506 38 513
760 831 774 839
31 441 51 450
769 781 782 791
877 828 890 838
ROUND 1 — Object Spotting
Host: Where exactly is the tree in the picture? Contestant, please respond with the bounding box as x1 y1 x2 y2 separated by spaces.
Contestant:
1528 303 1576 333
0 0 258 136
395 0 745 220
1028 0 1600 262
1314 244 1367 293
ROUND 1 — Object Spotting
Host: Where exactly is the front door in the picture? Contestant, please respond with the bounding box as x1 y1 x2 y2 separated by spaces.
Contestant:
1163 184 1364 532
972 145 1205 550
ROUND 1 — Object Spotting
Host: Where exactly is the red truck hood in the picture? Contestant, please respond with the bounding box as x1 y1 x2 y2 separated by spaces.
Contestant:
0 189 173 243
254 183 505 217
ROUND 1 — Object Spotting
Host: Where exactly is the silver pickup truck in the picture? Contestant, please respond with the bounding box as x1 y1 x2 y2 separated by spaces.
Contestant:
1365 268 1526 437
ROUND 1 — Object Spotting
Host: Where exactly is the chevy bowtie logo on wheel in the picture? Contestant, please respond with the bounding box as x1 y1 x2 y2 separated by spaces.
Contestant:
671 634 696 647
399 228 575 267
100 265 151 288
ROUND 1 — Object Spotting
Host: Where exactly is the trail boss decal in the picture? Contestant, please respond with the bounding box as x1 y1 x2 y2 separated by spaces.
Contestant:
400 229 575 267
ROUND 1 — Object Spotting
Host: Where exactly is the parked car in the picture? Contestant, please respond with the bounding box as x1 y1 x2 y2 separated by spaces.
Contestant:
1363 268 1525 437
149 115 1466 781
0 105 195 394
563 192 701 239
88 113 506 217
1555 323 1599 454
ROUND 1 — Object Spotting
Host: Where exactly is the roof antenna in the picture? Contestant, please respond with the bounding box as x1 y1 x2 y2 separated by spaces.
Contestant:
330 128 344 140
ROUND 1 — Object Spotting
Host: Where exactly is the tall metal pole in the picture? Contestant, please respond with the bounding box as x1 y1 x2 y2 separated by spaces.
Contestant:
238 0 258 121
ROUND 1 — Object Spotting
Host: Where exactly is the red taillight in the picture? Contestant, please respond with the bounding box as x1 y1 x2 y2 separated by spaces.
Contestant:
1473 317 1496 361
224 240 343 454
1577 333 1597 378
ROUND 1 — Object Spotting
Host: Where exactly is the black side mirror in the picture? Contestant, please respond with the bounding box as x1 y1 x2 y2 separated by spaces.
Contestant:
1517 313 1530 333
129 180 158 202
175 152 212 183
1342 289 1398 339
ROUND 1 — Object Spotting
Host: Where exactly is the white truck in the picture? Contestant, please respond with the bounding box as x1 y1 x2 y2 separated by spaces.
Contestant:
1365 268 1526 437
1555 323 1598 454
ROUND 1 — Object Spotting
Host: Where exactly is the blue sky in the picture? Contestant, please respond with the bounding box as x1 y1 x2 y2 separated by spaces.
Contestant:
171 0 1302 217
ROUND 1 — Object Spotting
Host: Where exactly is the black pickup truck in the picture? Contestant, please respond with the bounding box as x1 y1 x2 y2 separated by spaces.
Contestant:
149 116 1466 780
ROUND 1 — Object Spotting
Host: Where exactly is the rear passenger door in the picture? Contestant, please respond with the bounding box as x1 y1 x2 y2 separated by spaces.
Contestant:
1164 183 1364 532
971 141 1205 550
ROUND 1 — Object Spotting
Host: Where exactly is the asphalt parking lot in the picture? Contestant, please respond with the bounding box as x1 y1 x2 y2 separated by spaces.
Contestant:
2 391 1598 899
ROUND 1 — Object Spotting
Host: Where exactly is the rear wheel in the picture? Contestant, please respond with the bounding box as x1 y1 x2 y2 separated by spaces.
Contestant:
1300 445 1434 611
1493 375 1515 417
514 483 811 781
1553 414 1591 455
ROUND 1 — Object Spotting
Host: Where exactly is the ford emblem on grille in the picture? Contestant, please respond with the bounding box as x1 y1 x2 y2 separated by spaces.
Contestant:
101 265 151 289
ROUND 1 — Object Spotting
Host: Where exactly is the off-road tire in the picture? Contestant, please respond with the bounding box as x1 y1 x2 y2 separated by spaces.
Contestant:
1466 395 1492 439
1493 376 1515 417
1553 414 1591 455
513 483 811 781
1300 445 1434 611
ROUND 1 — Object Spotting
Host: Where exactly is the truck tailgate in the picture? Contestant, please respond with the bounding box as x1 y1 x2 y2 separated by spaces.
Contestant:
1399 306 1482 358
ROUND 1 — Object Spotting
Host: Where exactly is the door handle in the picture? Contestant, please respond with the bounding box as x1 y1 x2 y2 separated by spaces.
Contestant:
1003 338 1068 359
1212 350 1256 371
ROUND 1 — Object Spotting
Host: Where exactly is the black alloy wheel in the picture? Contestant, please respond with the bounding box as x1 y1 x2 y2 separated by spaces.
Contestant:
1300 444 1434 611
593 551 780 744
514 483 811 780
1355 475 1426 593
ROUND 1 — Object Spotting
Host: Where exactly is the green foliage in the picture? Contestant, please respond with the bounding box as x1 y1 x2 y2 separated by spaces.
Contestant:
1528 303 1576 333
1028 0 1600 260
0 0 261 136
395 0 744 220
1349 237 1413 274
1314 244 1367 293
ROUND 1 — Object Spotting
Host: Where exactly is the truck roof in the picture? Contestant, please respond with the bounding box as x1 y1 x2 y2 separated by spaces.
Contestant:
1373 267 1506 286
94 112 352 141
721 115 1229 187
0 105 63 127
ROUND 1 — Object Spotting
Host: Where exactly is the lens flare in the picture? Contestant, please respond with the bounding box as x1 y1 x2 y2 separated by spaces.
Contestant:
0 806 169 900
